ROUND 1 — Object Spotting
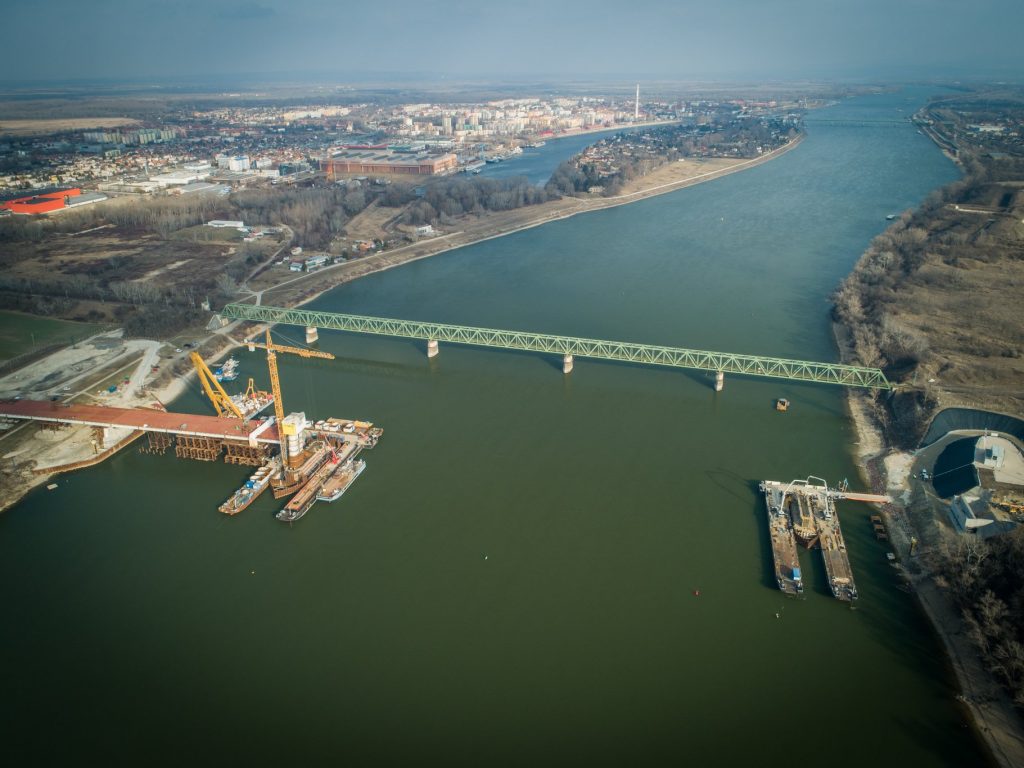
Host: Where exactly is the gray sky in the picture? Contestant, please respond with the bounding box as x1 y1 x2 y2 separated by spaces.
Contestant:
1 0 1020 83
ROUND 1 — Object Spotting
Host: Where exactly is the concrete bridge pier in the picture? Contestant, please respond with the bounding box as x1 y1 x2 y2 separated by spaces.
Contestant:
562 354 574 374
714 371 725 392
305 326 319 344
427 339 439 358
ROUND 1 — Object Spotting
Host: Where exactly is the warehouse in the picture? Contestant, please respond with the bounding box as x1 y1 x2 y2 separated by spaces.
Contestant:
322 148 457 176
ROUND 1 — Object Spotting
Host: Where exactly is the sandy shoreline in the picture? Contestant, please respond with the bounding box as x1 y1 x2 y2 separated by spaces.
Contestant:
254 135 804 312
840 366 1024 767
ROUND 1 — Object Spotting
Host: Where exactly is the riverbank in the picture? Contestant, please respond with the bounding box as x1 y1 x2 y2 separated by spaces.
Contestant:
0 135 802 514
844 388 1024 768
843 362 1024 768
0 328 236 513
254 135 803 309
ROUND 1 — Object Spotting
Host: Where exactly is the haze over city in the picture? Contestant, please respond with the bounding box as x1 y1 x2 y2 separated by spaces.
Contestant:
2 0 1022 82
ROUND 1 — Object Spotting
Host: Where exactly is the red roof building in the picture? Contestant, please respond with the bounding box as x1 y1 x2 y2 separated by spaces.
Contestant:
1 188 81 215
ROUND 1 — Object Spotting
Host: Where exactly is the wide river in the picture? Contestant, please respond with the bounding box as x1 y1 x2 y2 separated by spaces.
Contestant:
2 89 980 765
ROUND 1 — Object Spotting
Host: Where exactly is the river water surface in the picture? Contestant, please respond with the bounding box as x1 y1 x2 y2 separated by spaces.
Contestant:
1 89 980 766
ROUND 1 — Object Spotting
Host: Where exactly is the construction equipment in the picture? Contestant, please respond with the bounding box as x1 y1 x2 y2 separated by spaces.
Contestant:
993 499 1024 516
255 329 334 465
245 337 336 361
190 352 244 419
265 329 287 458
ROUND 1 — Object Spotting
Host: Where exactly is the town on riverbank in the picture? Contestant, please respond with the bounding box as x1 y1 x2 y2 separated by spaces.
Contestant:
2 81 1024 765
1 83 816 514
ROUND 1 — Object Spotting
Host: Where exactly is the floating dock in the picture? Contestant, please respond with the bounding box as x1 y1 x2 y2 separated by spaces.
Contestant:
761 481 804 595
760 478 871 602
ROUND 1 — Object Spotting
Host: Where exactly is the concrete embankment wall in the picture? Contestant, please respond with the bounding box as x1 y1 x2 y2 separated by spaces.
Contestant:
920 408 1024 448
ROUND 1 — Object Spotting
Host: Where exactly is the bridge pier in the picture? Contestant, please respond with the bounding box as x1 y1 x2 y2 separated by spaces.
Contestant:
562 354 574 374
217 304 892 390
305 326 319 344
714 371 725 392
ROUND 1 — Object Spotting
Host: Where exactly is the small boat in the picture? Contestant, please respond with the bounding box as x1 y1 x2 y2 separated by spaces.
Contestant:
218 460 277 515
775 398 790 412
317 459 366 502
214 357 240 382
885 214 897 221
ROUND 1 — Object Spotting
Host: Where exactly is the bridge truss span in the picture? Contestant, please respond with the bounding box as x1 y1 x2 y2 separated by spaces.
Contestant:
221 303 890 390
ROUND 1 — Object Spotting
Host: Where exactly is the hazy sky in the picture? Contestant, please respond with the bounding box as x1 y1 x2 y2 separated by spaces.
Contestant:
2 0 1021 83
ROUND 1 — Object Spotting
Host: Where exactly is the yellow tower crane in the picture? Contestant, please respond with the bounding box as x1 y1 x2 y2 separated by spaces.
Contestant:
250 329 335 465
190 352 244 419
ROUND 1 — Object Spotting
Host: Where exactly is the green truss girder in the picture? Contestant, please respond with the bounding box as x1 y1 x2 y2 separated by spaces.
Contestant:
221 303 890 389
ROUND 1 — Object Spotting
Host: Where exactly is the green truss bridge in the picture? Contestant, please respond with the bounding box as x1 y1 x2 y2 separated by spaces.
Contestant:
220 303 890 390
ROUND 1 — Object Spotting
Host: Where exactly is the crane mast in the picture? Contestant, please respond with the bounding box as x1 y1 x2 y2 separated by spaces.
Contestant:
265 329 288 463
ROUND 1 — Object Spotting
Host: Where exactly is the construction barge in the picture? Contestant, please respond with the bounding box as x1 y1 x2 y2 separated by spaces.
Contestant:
761 481 804 595
0 330 382 522
759 477 868 602
218 458 280 515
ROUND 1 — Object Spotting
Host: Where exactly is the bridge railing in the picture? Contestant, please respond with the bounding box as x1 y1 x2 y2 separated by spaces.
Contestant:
221 303 890 389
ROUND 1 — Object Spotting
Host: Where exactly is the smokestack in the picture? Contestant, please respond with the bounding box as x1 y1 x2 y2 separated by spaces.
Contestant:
635 83 640 120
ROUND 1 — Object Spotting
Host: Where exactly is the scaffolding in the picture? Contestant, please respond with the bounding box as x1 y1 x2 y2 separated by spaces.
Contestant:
175 435 223 461
141 432 173 455
224 441 271 466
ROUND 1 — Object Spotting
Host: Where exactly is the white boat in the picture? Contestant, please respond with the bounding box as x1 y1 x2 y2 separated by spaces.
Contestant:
317 459 366 502
215 357 240 382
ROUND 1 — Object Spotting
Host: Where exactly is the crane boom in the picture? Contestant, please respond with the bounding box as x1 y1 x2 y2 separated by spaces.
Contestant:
246 340 334 360
190 352 244 419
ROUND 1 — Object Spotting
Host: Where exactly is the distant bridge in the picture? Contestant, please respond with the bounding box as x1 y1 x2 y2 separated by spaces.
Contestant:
221 303 890 390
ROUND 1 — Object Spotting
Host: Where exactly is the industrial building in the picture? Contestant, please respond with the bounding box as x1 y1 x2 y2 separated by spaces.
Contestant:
1 188 107 215
151 169 210 187
322 147 457 176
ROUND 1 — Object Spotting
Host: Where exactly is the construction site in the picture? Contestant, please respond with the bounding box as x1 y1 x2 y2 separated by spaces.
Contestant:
0 329 381 523
760 477 890 602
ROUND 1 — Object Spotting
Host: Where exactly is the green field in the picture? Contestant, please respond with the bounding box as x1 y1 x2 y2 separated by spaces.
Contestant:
0 311 108 362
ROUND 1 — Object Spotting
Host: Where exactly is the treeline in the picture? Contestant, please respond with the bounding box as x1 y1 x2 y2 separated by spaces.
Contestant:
0 272 207 337
0 194 230 242
381 175 555 226
232 186 368 248
832 150 1024 446
548 119 797 198
932 527 1024 707
0 184 375 249
835 152 1019 376
546 155 668 197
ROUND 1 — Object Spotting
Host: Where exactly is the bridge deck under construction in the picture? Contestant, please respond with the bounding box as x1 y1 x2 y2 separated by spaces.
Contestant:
0 400 282 445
